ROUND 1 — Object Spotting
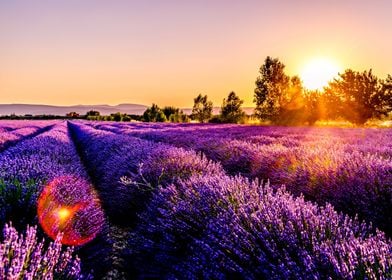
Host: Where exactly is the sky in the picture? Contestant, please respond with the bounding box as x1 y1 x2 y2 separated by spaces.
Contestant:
0 0 391 107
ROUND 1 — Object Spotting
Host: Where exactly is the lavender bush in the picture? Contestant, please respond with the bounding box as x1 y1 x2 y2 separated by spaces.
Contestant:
1 120 391 278
0 223 82 279
37 175 105 247
0 123 94 228
0 122 55 152
131 174 392 279
95 123 392 235
68 122 223 225
0 122 110 278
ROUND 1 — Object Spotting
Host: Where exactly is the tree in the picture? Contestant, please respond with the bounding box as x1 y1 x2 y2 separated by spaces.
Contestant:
111 112 123 122
303 90 323 125
380 74 392 115
325 69 388 124
277 75 307 125
254 56 290 122
191 94 213 123
254 58 308 125
142 104 167 122
86 110 100 117
162 106 189 122
220 91 245 123
169 111 189 123
66 112 79 118
162 106 179 120
122 115 131 122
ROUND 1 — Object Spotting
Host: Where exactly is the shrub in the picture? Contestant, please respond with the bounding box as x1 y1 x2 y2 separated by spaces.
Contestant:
0 223 83 279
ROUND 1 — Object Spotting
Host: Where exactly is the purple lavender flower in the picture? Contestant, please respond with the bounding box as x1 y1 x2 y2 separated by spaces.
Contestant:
133 174 392 279
0 223 82 279
93 122 392 235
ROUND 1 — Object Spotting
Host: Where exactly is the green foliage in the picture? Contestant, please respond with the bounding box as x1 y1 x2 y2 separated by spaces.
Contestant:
86 110 100 117
325 69 390 124
107 112 135 122
162 106 189 123
380 74 392 114
143 104 167 122
111 112 123 122
303 90 323 125
220 91 245 123
162 106 179 119
254 57 309 125
191 94 213 123
208 115 224 123
0 178 40 228
254 56 392 125
254 56 291 121
122 115 132 122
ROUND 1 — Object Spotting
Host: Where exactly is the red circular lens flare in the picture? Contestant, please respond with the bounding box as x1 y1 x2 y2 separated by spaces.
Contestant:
37 176 105 246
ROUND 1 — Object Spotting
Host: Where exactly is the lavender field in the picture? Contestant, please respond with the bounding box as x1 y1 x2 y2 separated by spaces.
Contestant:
0 120 391 279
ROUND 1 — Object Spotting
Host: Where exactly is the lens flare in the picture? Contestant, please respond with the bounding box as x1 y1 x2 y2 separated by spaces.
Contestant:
37 175 105 246
58 207 71 220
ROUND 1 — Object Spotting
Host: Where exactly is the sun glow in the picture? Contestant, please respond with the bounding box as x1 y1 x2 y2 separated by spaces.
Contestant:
58 207 71 221
37 176 105 246
300 58 341 90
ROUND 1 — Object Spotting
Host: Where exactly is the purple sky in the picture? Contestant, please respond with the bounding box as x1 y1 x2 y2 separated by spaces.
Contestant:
0 0 391 107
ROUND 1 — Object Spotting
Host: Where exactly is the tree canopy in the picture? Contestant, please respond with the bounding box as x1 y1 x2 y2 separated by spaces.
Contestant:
325 69 391 124
220 91 245 123
191 94 213 123
142 104 167 122
254 56 290 122
254 56 392 125
162 106 189 123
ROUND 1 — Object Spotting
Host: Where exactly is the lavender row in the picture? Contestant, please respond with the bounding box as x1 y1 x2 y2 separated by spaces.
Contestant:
131 173 392 279
0 223 82 279
93 122 392 158
0 120 55 131
68 122 225 278
68 122 224 226
71 122 392 278
0 123 89 226
93 123 392 236
0 122 107 278
0 121 56 152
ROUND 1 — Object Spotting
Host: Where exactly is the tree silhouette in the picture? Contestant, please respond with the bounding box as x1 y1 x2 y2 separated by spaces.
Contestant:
162 106 188 123
325 69 387 124
191 94 213 123
253 57 391 125
303 90 323 125
111 112 123 122
162 106 179 119
380 74 392 114
254 57 291 122
143 104 167 122
254 58 310 124
220 91 245 123
86 110 100 117
277 76 308 124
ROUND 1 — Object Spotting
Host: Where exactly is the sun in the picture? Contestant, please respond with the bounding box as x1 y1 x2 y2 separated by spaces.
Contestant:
300 58 341 90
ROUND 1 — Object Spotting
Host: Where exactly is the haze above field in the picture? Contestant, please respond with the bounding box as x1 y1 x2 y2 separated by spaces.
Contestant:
1 0 391 107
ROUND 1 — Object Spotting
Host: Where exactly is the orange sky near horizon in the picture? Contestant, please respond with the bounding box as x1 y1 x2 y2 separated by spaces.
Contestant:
0 0 391 108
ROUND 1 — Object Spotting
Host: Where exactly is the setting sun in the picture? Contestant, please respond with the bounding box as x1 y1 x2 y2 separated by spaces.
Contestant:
300 58 341 90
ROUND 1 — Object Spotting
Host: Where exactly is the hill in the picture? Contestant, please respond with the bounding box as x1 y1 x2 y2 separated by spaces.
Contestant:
0 104 148 116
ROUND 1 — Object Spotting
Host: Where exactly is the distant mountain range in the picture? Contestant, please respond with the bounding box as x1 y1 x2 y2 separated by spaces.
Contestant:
0 104 148 116
0 103 255 116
